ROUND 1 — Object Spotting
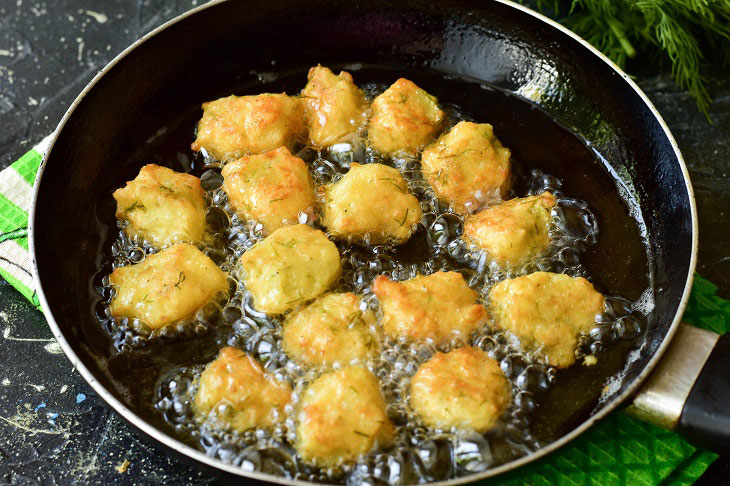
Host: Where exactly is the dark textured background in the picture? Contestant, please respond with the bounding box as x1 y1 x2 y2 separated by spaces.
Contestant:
0 0 728 484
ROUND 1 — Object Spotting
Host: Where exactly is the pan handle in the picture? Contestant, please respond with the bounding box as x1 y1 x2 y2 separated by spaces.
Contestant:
677 332 730 455
626 323 730 455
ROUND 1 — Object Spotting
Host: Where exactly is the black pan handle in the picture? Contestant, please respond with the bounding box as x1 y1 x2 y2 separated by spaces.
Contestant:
627 323 730 455
677 333 730 455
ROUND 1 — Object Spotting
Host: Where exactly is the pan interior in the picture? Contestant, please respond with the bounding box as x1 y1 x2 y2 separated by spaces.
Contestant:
32 0 693 481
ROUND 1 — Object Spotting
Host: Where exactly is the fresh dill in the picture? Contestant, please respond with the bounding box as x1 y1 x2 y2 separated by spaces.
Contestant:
526 0 730 120
174 271 186 288
394 208 410 227
377 177 405 192
124 200 144 213
276 239 297 249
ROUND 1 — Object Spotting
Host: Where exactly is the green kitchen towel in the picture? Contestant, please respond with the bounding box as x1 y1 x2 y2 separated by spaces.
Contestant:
0 134 51 308
1 139 726 484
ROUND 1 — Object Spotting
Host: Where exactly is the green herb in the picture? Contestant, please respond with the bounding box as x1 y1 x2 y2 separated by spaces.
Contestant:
276 239 297 249
527 0 730 120
377 177 405 192
174 271 186 288
353 430 369 438
124 200 144 213
394 208 410 227
159 184 175 194
269 197 285 203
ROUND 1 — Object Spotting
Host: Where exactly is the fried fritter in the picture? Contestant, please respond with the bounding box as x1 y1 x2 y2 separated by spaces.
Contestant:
194 347 291 433
239 225 341 314
373 271 488 344
367 78 444 156
109 243 228 330
191 93 304 160
464 192 557 268
410 347 511 432
320 162 422 244
488 271 605 368
113 164 206 247
421 121 511 214
296 366 394 466
301 65 367 147
282 292 379 367
221 146 315 233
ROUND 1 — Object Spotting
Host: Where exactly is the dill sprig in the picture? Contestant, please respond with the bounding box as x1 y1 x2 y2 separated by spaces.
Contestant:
528 0 730 121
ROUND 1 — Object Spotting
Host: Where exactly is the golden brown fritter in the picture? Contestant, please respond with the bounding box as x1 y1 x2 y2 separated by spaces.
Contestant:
301 65 367 147
113 164 206 247
282 292 379 368
193 347 291 433
410 347 511 432
320 162 422 244
464 192 557 268
239 225 341 314
296 366 394 466
109 243 228 330
488 271 605 368
191 93 304 160
367 78 444 156
221 146 315 233
373 271 488 344
421 121 511 214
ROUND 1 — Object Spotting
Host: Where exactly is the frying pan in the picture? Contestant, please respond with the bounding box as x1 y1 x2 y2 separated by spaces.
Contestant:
28 0 730 483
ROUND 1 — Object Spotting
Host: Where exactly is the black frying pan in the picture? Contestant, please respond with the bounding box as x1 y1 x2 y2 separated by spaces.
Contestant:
29 0 730 483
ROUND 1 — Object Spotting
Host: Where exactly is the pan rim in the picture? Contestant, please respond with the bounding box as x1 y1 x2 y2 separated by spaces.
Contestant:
28 0 699 483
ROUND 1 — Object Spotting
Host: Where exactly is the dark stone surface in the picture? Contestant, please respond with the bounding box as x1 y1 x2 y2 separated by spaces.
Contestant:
0 0 728 484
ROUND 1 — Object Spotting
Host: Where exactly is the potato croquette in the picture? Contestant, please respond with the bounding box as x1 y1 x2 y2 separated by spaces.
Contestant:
464 192 557 268
282 293 379 367
221 146 315 233
239 225 341 314
109 243 228 330
113 164 206 247
320 163 422 244
410 347 511 432
193 347 291 433
301 65 367 147
373 271 488 344
296 366 394 466
368 78 444 156
488 272 605 368
191 93 304 160
421 121 511 214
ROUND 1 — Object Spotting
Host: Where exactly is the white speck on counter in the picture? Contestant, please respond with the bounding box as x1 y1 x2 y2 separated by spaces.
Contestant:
76 38 84 62
27 96 38 106
0 49 12 57
1 378 10 386
84 10 108 24
60 385 68 394
44 341 63 354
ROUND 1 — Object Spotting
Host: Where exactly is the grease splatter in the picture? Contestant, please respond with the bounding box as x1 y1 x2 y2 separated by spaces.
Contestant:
83 10 108 24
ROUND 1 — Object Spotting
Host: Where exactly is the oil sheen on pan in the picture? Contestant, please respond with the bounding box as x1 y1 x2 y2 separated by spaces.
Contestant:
87 64 650 483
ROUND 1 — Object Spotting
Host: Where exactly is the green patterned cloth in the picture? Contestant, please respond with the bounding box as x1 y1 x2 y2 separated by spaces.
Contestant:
0 135 50 308
0 140 726 484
